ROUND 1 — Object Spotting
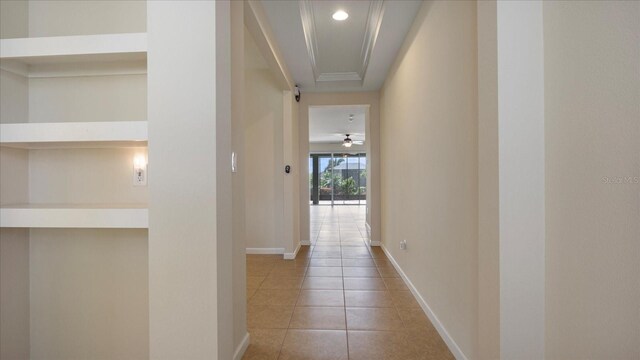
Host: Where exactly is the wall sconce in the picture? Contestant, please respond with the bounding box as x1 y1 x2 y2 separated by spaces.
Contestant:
133 154 147 186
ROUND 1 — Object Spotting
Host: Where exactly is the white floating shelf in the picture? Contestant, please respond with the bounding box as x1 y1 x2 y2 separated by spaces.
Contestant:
0 33 147 77
0 204 148 229
0 121 147 149
0 32 147 64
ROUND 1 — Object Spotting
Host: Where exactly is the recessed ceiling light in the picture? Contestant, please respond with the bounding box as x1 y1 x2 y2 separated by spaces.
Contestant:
332 10 349 21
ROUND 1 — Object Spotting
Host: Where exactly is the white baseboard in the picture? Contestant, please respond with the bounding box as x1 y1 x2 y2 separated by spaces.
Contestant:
284 242 301 260
300 239 311 246
380 245 469 360
233 332 250 360
246 248 284 255
367 239 381 247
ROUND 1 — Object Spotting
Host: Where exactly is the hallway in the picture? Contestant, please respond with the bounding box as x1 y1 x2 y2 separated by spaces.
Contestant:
244 206 454 359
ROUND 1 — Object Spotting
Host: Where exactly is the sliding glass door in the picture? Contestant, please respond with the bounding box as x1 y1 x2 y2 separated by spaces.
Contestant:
310 153 366 205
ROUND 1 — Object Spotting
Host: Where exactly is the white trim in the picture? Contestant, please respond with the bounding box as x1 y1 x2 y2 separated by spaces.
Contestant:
299 0 384 85
0 33 147 60
299 0 320 81
233 332 250 360
380 245 469 360
0 204 148 229
283 242 302 260
0 121 147 148
300 240 311 246
365 222 372 240
359 0 384 80
316 72 362 82
368 239 381 247
245 248 284 255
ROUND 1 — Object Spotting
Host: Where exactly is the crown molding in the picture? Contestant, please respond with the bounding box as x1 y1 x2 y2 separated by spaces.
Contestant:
299 0 320 81
317 72 361 82
360 0 384 80
299 0 384 85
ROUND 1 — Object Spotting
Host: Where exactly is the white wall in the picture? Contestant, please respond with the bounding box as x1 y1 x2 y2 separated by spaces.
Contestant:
28 75 146 123
0 5 29 358
231 0 249 355
379 1 478 358
543 1 640 358
244 27 285 251
147 1 224 358
0 0 27 39
29 229 148 359
476 1 500 358
496 2 546 358
28 0 145 37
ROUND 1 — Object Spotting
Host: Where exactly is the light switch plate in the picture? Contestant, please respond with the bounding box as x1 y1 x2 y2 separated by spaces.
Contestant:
231 152 237 173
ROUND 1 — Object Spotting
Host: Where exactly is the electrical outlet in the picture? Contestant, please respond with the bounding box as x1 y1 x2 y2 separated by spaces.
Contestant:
400 239 407 250
133 155 147 186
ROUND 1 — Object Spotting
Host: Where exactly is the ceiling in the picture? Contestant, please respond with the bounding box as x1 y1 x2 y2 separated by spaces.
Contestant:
309 106 366 143
261 0 422 92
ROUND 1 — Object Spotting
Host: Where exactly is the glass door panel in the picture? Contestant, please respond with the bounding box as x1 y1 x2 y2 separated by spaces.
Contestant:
310 152 366 206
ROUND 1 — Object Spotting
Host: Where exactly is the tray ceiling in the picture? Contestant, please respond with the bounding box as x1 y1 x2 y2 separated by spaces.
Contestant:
261 0 422 92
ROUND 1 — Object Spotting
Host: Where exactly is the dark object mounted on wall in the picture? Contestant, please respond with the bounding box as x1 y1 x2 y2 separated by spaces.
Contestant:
294 85 301 102
285 165 291 174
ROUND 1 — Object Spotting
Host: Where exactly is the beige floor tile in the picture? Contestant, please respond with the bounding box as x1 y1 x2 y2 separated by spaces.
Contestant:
389 290 421 308
406 327 456 359
302 277 344 290
309 258 342 267
297 290 345 307
247 287 258 303
313 245 341 252
247 263 275 277
341 252 373 259
369 248 387 259
343 277 387 290
249 289 300 306
289 307 346 330
377 265 401 278
272 261 306 270
347 330 418 360
247 254 281 264
269 266 308 278
342 258 376 267
339 231 362 237
279 330 348 360
396 308 436 330
343 267 380 278
346 307 404 331
311 251 342 259
344 290 394 308
306 266 342 277
341 237 365 242
373 257 394 267
242 328 286 360
247 276 266 290
383 277 409 290
260 276 304 290
247 304 294 329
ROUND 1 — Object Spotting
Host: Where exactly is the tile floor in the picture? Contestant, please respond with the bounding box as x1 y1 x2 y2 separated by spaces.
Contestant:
243 205 454 360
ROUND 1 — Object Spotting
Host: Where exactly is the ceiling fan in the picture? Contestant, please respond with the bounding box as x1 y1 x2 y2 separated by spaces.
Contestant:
342 134 364 148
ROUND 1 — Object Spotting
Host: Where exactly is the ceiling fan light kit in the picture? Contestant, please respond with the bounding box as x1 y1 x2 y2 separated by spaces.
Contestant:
343 134 353 147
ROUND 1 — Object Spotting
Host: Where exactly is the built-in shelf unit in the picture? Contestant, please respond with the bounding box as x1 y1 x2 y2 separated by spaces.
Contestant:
0 1 149 358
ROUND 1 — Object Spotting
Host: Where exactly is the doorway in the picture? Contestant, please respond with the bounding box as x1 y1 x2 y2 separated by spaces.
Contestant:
309 153 367 206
